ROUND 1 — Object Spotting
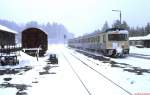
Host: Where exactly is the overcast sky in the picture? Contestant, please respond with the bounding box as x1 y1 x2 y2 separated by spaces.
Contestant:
0 0 150 36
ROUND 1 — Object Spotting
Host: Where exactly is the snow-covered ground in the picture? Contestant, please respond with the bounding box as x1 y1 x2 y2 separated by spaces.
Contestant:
68 46 150 94
130 46 150 56
0 45 150 95
0 45 88 95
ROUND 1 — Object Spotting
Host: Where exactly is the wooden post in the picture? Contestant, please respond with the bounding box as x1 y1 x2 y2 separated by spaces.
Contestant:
36 48 39 61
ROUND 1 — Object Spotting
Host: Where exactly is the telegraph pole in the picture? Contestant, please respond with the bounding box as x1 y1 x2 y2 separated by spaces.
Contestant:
112 10 122 25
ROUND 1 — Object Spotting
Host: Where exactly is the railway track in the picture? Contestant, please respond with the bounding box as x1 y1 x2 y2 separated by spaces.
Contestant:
62 49 133 95
62 53 92 95
129 53 150 60
69 47 150 60
70 48 150 74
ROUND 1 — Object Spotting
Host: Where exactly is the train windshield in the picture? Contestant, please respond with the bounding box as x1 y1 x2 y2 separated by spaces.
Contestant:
108 34 128 41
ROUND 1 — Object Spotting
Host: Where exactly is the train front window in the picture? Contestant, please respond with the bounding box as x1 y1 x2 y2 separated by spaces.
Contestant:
108 34 128 41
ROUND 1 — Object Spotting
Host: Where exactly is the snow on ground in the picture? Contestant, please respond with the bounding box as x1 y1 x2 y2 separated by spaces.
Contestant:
66 46 150 94
0 44 88 95
27 45 88 95
130 46 150 56
62 47 130 95
0 45 150 95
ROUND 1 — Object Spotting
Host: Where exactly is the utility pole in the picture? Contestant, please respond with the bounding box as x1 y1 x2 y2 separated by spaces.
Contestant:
112 10 122 25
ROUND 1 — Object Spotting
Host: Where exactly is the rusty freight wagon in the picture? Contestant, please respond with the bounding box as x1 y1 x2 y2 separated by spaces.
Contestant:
22 28 48 56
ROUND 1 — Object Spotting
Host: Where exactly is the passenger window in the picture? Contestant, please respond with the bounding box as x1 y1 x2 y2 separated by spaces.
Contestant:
98 36 100 43
103 35 106 43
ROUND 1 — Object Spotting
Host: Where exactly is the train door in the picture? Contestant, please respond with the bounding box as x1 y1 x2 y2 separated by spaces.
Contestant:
103 34 106 48
97 36 101 50
101 34 107 54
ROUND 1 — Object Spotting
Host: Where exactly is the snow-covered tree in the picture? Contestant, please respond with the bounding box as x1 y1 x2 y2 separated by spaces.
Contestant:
101 21 109 31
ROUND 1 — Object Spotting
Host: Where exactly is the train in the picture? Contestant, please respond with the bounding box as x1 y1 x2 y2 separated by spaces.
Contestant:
68 28 129 57
22 28 48 56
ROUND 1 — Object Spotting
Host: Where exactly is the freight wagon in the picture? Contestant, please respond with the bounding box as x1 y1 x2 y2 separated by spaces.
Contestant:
22 28 48 56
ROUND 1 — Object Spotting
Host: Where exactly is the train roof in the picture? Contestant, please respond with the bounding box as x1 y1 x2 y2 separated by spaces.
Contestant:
105 28 128 34
70 28 128 40
83 28 127 37
0 25 17 34
105 27 125 32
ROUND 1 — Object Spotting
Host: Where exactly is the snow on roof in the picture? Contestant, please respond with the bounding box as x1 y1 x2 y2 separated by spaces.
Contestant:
129 36 144 40
129 34 150 40
144 34 150 40
0 25 17 34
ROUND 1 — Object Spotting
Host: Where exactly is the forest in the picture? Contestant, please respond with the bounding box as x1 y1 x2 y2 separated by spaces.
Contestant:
1 19 150 43
0 19 74 43
101 20 150 37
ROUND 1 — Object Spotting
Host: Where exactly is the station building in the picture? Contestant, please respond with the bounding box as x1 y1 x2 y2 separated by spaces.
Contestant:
129 34 150 48
0 25 17 48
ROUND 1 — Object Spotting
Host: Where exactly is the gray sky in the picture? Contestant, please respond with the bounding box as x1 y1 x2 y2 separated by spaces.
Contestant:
0 0 149 36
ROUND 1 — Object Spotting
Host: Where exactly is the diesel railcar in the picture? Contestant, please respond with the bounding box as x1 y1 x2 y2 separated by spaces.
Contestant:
68 28 129 57
22 28 48 56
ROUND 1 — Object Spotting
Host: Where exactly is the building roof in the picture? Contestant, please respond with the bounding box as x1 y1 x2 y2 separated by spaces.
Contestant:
0 25 17 34
129 34 150 40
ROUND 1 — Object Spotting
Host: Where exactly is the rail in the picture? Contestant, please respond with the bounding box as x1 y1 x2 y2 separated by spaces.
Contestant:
67 50 133 95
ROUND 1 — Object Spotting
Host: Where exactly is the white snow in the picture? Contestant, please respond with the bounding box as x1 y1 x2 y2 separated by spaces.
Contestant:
129 34 150 40
0 45 150 95
111 30 128 34
130 46 150 56
0 25 17 34
67 46 150 94
129 36 144 40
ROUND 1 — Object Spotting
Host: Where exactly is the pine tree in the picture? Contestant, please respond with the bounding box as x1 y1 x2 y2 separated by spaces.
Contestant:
101 21 109 31
112 20 120 28
112 20 130 30
120 21 130 30
145 23 150 35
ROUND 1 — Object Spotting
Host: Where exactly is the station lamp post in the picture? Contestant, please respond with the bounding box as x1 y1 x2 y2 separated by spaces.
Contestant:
112 10 122 25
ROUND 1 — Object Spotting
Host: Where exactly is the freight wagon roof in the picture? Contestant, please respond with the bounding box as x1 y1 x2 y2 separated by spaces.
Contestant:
22 27 48 35
0 25 17 34
39 28 48 35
